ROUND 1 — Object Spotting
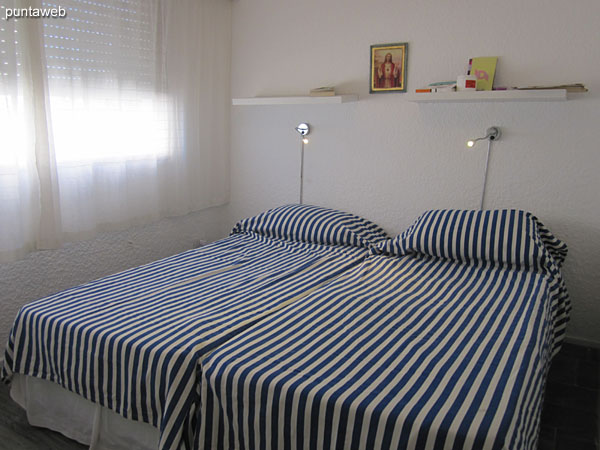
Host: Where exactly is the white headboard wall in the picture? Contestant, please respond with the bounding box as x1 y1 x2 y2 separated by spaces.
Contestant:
228 0 600 345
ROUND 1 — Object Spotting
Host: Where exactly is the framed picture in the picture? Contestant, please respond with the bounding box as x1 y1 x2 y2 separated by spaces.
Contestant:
370 42 408 93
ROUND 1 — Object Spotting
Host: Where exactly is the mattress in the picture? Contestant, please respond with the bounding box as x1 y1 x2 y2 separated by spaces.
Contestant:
2 204 387 450
198 210 570 450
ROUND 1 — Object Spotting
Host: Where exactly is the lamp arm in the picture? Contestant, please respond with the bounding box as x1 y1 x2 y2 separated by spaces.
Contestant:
480 139 492 210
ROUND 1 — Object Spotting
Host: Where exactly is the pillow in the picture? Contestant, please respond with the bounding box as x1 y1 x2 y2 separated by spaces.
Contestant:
377 209 568 271
231 204 388 249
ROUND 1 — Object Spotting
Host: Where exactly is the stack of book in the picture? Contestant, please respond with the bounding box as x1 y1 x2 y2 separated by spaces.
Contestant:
309 86 335 97
415 81 456 93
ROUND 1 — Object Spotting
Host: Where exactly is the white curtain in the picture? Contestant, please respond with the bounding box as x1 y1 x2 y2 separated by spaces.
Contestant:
0 0 230 262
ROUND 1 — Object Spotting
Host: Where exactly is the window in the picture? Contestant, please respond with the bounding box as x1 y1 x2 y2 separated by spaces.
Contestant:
0 0 231 262
43 0 169 163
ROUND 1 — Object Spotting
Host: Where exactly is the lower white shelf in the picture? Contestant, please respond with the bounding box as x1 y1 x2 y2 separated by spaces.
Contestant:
406 89 568 103
232 94 358 106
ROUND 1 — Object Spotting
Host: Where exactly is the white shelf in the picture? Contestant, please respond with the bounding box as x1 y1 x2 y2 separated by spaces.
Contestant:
232 94 358 106
406 89 568 103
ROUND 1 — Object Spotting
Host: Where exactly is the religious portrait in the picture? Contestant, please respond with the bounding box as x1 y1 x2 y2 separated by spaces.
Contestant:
370 43 408 93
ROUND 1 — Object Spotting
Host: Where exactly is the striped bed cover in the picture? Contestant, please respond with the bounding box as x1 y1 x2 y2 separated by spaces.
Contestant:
199 210 570 450
1 204 386 450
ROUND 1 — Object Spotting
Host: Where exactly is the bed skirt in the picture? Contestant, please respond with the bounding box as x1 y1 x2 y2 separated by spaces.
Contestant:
10 374 159 450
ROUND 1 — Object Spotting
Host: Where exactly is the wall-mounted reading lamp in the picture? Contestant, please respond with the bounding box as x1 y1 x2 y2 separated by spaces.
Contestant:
295 123 310 204
296 123 310 144
467 126 501 210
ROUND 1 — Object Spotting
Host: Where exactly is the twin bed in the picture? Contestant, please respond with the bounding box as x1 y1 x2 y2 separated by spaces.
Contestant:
2 204 570 450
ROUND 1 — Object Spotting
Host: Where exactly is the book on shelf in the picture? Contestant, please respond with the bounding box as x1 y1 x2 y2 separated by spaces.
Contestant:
415 82 456 93
428 81 456 87
468 57 498 91
310 86 335 97
516 83 588 93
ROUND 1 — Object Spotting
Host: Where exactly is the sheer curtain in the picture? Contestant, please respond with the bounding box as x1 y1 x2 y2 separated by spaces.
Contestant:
0 0 230 262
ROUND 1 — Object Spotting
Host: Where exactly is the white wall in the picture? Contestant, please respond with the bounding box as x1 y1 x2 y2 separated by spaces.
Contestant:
0 207 230 348
228 0 600 344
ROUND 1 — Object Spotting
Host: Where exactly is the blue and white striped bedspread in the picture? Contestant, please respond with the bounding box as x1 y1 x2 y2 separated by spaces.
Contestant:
2 232 369 450
199 211 569 450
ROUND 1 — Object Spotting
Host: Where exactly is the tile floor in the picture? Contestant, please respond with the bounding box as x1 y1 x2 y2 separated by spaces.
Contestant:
539 343 599 450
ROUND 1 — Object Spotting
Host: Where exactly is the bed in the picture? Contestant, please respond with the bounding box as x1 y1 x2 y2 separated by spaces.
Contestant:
198 209 570 450
2 204 388 450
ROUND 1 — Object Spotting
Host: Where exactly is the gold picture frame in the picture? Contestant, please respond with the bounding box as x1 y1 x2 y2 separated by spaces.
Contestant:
370 43 408 93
